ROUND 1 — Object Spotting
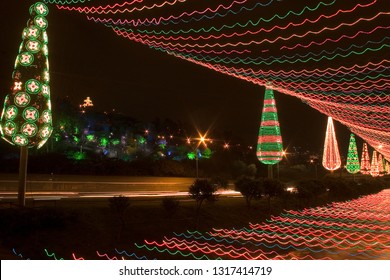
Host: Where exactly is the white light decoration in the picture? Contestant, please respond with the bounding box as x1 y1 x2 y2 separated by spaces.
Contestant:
322 117 341 171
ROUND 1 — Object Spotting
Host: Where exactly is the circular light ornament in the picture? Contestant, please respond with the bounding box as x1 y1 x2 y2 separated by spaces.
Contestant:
39 124 53 140
33 2 49 16
3 121 17 136
23 26 40 40
23 107 39 122
25 79 41 94
34 16 48 30
26 40 42 53
5 106 18 121
19 52 34 66
21 122 38 137
14 92 31 107
12 134 28 147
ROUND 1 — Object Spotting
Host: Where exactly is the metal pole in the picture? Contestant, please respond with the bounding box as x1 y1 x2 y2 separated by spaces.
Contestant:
18 146 28 208
196 149 199 178
268 165 273 179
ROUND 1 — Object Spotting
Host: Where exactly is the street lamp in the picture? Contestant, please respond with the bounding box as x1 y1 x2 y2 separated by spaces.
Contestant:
277 150 287 180
188 133 209 178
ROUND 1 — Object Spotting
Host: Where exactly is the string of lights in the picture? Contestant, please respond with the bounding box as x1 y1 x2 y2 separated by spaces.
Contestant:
135 190 390 259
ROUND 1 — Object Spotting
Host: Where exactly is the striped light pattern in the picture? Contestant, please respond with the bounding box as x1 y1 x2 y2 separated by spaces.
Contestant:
360 142 371 174
346 133 360 174
13 190 390 260
256 86 283 165
134 189 390 260
370 150 379 177
322 117 341 171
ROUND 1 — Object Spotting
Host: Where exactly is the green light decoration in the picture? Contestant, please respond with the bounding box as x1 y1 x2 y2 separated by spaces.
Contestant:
86 134 94 141
322 117 341 171
187 152 196 160
0 2 52 149
360 142 371 174
202 147 212 159
100 137 108 147
345 133 360 174
138 136 146 144
256 86 283 165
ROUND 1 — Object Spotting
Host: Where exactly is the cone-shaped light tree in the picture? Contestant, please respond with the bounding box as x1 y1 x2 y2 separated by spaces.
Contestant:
370 151 379 177
378 153 384 176
256 86 283 179
345 133 360 174
0 2 52 207
322 117 341 171
360 142 371 174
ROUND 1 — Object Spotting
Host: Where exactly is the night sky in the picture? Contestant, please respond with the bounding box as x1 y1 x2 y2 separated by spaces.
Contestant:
0 1 353 154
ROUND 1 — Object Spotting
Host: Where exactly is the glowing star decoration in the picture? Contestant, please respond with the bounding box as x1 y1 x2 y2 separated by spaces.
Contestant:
346 133 360 174
0 2 52 148
82 96 94 108
360 142 371 174
256 86 283 165
322 117 341 171
370 151 379 177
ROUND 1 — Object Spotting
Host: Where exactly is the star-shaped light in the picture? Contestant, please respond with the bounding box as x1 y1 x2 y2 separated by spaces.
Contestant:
26 80 40 93
22 123 37 136
35 17 47 29
24 108 38 121
15 93 29 106
36 4 47 15
14 82 23 91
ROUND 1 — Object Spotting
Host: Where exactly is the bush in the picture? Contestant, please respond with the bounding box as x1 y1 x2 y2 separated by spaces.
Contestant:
161 197 180 217
234 176 262 208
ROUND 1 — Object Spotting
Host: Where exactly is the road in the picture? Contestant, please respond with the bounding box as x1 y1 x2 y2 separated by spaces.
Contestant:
0 174 241 200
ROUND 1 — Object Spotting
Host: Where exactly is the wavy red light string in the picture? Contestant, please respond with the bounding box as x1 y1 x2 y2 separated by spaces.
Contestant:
51 0 389 160
137 190 390 259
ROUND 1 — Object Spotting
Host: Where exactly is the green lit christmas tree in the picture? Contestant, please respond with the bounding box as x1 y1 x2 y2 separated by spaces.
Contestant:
0 2 52 207
0 2 52 148
256 85 283 178
345 133 360 174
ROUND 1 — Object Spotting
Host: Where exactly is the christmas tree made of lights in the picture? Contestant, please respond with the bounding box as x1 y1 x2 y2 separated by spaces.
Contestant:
346 133 360 174
0 2 52 148
256 86 283 166
370 150 379 177
322 117 341 171
378 153 384 176
360 142 371 174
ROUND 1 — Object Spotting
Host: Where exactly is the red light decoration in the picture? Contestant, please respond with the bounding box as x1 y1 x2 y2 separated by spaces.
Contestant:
322 117 341 171
256 86 283 165
360 143 371 174
136 190 390 260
